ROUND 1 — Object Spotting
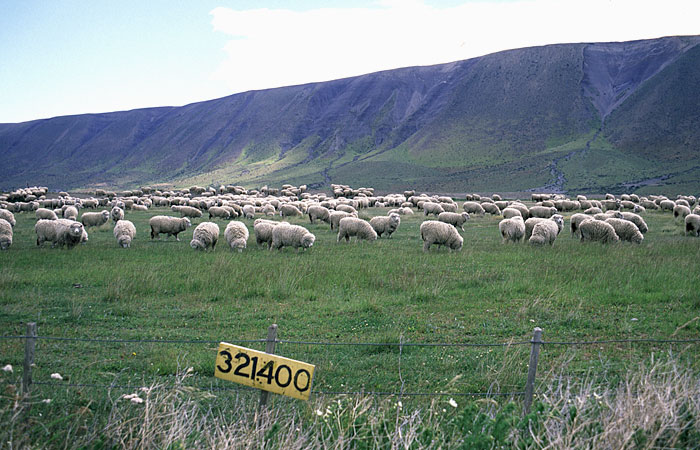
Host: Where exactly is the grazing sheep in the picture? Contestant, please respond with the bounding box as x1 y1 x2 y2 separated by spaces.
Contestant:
528 206 557 219
131 204 148 212
254 218 280 249
524 215 564 241
174 205 203 219
369 213 401 238
438 212 470 231
673 204 691 221
113 220 136 248
422 202 444 217
0 218 12 250
279 204 302 218
81 210 110 228
271 223 315 250
529 220 560 246
336 204 357 215
224 221 249 252
594 211 623 221
190 222 220 250
111 206 124 223
481 202 501 216
36 208 58 221
499 216 525 243
570 213 594 238
684 214 700 237
508 203 529 219
605 218 643 244
584 207 603 215
441 202 458 213
149 216 192 241
693 206 700 216
35 219 85 248
0 209 16 227
307 205 331 224
208 206 231 220
337 217 378 242
329 211 356 231
659 200 676 212
261 204 276 216
463 201 485 215
63 205 78 220
579 220 620 244
501 207 522 219
620 212 648 234
420 220 463 252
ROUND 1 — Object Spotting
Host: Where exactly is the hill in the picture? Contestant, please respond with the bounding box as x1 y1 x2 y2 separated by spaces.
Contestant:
1 35 699 194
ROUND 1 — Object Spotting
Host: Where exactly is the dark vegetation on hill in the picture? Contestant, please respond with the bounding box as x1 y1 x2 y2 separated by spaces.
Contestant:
1 36 699 194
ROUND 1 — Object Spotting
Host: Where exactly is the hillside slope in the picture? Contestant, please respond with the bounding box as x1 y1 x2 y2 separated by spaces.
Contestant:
1 35 699 193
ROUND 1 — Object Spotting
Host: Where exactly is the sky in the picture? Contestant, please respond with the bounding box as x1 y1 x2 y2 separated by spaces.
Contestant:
1 0 698 123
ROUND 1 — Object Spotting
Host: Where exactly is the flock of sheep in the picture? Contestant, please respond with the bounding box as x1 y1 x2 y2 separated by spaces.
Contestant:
1 184 699 254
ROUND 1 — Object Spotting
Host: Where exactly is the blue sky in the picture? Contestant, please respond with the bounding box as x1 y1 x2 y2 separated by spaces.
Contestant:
1 0 698 123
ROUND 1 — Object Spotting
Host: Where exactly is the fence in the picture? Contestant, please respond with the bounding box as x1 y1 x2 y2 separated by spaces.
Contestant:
4 322 700 415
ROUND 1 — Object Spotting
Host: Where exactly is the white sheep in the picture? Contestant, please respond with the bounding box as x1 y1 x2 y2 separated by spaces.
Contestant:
307 205 331 224
224 221 249 252
63 205 78 220
329 211 356 231
604 218 643 244
499 216 525 243
620 212 648 234
422 202 444 217
254 219 281 249
524 215 564 241
481 202 501 215
279 204 302 218
501 207 522 219
35 219 85 248
528 206 557 218
113 220 136 248
438 212 470 231
685 214 700 237
529 220 560 246
0 209 15 227
337 217 377 242
369 213 401 238
420 220 463 251
81 210 110 228
190 222 220 250
36 208 58 221
271 223 315 250
208 206 231 220
579 220 620 244
0 218 12 250
111 206 124 223
149 215 192 241
570 213 594 238
673 204 691 221
659 199 676 212
242 204 256 219
463 201 485 215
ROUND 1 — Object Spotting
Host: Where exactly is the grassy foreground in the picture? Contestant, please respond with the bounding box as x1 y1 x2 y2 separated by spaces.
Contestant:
1 202 699 447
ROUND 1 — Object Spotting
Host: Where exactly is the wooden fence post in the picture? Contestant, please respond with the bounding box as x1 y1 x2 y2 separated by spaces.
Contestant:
523 327 542 415
259 324 278 410
22 322 37 395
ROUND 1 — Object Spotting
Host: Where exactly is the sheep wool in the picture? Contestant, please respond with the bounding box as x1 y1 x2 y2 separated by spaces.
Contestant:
620 212 648 234
501 207 522 219
242 204 256 219
438 212 470 231
0 218 12 250
524 215 564 241
463 201 485 215
420 220 463 252
113 220 136 248
81 210 110 228
271 223 315 250
579 220 620 244
337 217 378 242
685 214 700 237
528 206 557 219
35 219 85 248
36 208 58 221
279 204 302 218
149 216 192 241
481 202 501 216
253 218 280 249
224 221 249 252
673 204 691 221
604 218 643 244
570 213 594 238
63 205 78 220
529 220 559 246
208 206 231 220
329 211 355 231
111 206 124 223
0 209 16 227
307 205 331 224
499 216 525 243
190 222 220 250
369 213 401 238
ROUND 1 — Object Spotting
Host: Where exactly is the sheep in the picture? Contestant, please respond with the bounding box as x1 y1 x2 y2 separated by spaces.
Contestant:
190 222 220 250
131 204 148 212
307 205 331 224
684 214 700 237
620 212 648 234
528 206 557 218
337 217 378 242
113 220 136 248
0 209 15 227
208 206 231 220
336 204 357 215
498 216 525 243
149 215 192 241
579 220 620 244
0 218 12 250
524 215 564 241
528 220 559 246
254 218 280 249
36 208 58 221
271 223 315 250
659 199 676 212
584 207 603 215
81 210 110 228
438 212 470 231
261 204 276 216
63 205 79 220
111 206 124 223
481 202 501 216
329 211 356 231
594 211 623 221
279 204 302 218
508 203 529 219
605 218 643 244
673 204 691 221
224 221 249 252
369 213 401 238
174 205 203 219
420 220 463 252
463 201 485 215
35 219 85 248
693 206 700 216
501 207 522 219
570 213 594 238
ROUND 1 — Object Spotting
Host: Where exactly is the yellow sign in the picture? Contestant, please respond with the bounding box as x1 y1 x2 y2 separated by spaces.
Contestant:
214 342 315 401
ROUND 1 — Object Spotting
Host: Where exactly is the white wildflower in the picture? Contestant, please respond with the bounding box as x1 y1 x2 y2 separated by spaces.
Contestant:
315 409 324 416
397 401 403 409
2 364 12 373
130 396 144 404
42 399 51 404
50 373 63 380
449 398 458 408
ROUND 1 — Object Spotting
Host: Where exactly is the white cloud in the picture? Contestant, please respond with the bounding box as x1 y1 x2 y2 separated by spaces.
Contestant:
209 0 699 94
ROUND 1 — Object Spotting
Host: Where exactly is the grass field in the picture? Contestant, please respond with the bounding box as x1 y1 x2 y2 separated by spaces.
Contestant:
1 202 699 447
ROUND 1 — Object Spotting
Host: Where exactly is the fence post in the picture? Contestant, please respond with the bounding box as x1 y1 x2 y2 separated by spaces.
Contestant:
22 322 37 395
523 327 542 415
259 324 278 410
